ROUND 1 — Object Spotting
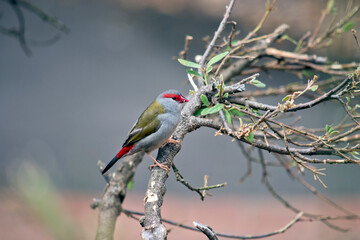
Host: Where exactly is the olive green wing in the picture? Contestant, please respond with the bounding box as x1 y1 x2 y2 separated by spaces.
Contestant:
122 100 165 147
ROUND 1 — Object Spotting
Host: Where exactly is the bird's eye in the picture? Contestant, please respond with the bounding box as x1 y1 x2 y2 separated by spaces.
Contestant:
172 97 177 100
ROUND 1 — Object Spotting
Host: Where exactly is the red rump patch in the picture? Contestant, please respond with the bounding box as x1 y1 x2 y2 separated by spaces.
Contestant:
116 145 134 159
162 93 188 103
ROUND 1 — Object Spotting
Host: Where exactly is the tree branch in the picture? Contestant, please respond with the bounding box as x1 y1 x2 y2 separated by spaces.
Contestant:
93 153 144 240
140 86 214 238
221 24 289 82
95 1 360 238
172 163 227 201
1 0 69 56
193 221 219 240
197 0 236 86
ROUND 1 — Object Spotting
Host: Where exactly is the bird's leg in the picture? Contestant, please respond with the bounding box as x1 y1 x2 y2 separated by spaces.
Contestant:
166 137 180 144
160 137 181 147
147 152 170 173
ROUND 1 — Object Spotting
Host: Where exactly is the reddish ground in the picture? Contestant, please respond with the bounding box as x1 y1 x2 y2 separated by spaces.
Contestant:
1 191 359 240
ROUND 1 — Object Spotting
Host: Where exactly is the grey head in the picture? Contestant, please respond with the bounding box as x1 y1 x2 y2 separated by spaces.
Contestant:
156 89 188 113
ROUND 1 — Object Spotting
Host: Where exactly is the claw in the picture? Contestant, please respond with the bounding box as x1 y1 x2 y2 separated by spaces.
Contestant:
148 163 170 173
147 152 170 173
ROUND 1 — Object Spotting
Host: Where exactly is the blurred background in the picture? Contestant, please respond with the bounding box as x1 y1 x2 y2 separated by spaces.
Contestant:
1 0 359 239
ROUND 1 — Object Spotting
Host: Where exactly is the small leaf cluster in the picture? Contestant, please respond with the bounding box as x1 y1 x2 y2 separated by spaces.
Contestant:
178 51 266 144
231 116 255 143
281 75 319 111
249 79 266 88
178 51 229 84
325 124 339 136
195 92 244 120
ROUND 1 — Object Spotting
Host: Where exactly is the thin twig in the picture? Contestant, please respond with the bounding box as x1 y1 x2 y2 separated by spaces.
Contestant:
275 154 356 216
352 29 360 50
1 0 69 56
124 209 305 239
17 0 70 33
198 0 236 86
9 0 31 56
307 0 331 46
188 73 199 91
172 164 227 201
179 35 193 60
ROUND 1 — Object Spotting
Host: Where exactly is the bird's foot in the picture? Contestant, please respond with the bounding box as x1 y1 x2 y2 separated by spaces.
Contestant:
147 153 170 173
166 137 180 144
148 162 170 173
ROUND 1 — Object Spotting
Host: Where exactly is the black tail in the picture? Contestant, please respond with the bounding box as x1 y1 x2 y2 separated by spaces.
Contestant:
102 155 119 174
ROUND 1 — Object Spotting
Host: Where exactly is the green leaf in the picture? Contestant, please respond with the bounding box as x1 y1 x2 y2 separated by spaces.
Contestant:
230 108 244 116
231 40 239 45
186 69 201 77
249 79 266 88
200 94 210 107
127 179 134 191
330 130 339 135
206 66 213 73
347 72 356 78
342 21 355 32
207 51 229 67
194 107 207 116
206 103 224 115
327 0 334 12
224 109 232 124
251 108 262 116
330 7 337 14
281 34 298 45
178 59 201 68
201 107 212 115
245 132 254 143
352 151 360 156
224 93 229 98
325 124 332 133
350 151 360 160
282 95 290 102
325 124 338 135
310 85 319 92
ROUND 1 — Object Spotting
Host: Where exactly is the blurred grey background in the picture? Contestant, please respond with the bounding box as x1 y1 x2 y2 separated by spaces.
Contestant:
1 0 359 198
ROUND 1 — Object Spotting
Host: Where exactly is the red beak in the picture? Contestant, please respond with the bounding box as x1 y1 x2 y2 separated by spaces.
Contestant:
180 95 189 103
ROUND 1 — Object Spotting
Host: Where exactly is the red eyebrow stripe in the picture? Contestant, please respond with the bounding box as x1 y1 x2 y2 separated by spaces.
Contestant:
162 93 188 103
162 93 179 98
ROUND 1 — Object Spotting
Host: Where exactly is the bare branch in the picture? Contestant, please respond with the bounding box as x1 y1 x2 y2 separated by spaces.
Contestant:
198 0 236 86
9 0 31 56
17 0 70 33
275 154 356 216
94 153 144 240
172 164 227 201
179 35 193 60
95 1 360 238
1 0 69 56
220 24 289 82
193 221 219 240
125 207 359 239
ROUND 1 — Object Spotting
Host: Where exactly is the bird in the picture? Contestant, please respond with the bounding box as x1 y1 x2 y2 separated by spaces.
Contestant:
102 89 188 174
